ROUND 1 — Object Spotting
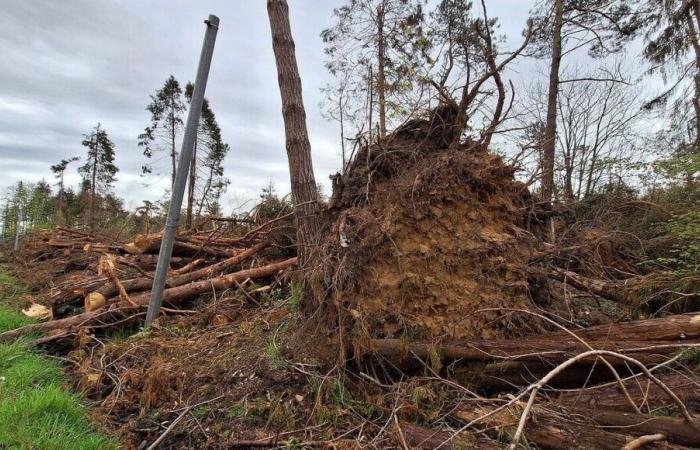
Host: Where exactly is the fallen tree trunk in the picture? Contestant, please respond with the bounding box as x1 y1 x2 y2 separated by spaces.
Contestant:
519 414 686 450
558 372 700 413
123 232 240 257
92 241 268 301
398 421 498 449
574 407 700 447
371 336 697 365
551 313 700 341
453 406 687 450
0 257 297 342
126 256 295 305
548 267 626 303
115 255 187 271
122 233 163 254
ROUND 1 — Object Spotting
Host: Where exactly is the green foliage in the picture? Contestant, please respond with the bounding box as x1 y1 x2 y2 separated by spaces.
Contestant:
227 403 246 419
679 347 700 371
654 151 700 187
288 282 302 311
184 81 231 218
138 75 185 179
0 307 32 334
79 123 119 195
0 315 115 449
252 183 291 224
658 210 700 271
1 181 55 240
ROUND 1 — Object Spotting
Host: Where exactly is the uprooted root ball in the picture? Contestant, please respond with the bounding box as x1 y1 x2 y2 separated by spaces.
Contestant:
312 125 543 348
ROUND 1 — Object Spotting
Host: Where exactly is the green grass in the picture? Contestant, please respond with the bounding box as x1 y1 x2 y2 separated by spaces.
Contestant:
0 266 116 450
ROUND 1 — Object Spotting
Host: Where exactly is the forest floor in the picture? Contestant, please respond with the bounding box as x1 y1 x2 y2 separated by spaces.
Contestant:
0 263 115 450
2 119 698 448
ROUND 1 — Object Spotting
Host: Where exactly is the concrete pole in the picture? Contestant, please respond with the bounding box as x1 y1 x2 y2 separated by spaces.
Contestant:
144 15 219 327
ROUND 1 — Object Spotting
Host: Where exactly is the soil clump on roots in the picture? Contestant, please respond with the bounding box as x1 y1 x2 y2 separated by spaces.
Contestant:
313 110 542 346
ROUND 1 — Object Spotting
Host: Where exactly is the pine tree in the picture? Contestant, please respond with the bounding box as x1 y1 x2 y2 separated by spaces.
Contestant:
322 0 426 141
79 123 118 230
138 75 186 188
184 82 230 226
268 0 322 314
529 0 635 203
623 0 700 152
50 156 79 222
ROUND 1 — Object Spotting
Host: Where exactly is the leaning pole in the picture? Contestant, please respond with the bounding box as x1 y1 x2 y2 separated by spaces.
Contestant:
145 15 220 327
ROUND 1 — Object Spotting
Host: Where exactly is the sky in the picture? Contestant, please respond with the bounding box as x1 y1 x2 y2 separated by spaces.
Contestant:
0 0 545 213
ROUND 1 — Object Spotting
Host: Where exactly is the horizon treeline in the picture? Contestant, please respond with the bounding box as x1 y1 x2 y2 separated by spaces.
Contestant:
1 74 235 240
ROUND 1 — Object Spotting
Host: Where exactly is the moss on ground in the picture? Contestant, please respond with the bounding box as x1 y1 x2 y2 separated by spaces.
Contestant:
0 265 116 450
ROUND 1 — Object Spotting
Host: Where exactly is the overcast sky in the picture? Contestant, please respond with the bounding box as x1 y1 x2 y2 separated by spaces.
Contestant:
0 0 544 212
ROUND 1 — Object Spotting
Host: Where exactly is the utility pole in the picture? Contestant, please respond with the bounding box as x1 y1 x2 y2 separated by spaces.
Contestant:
144 15 219 327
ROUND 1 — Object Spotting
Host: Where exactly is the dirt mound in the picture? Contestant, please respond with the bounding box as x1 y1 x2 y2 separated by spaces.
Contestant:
314 115 541 344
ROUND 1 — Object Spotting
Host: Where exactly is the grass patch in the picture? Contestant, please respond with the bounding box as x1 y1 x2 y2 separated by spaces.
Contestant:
0 266 116 449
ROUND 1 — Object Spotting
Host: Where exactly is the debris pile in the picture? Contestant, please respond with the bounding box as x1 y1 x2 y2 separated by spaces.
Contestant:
2 216 297 346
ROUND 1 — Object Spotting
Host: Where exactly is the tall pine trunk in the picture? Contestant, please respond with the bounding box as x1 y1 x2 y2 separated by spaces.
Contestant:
686 8 700 150
186 139 197 228
376 2 387 140
88 146 97 230
542 0 563 203
267 0 322 314
170 111 177 189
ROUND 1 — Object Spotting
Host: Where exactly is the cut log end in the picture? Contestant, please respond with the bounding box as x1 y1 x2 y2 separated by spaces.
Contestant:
85 292 106 312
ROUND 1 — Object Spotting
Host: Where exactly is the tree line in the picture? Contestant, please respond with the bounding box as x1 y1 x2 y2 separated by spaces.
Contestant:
1 75 230 241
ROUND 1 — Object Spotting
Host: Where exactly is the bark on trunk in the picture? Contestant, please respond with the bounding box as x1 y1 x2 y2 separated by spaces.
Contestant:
370 337 695 365
547 267 626 303
186 139 197 228
541 0 563 202
577 408 700 447
88 145 97 230
127 257 296 306
267 0 322 314
93 241 268 301
558 372 700 413
122 232 240 258
376 2 387 141
550 312 700 342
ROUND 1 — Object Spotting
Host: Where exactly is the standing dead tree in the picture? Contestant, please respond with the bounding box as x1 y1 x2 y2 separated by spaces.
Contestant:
267 0 322 314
